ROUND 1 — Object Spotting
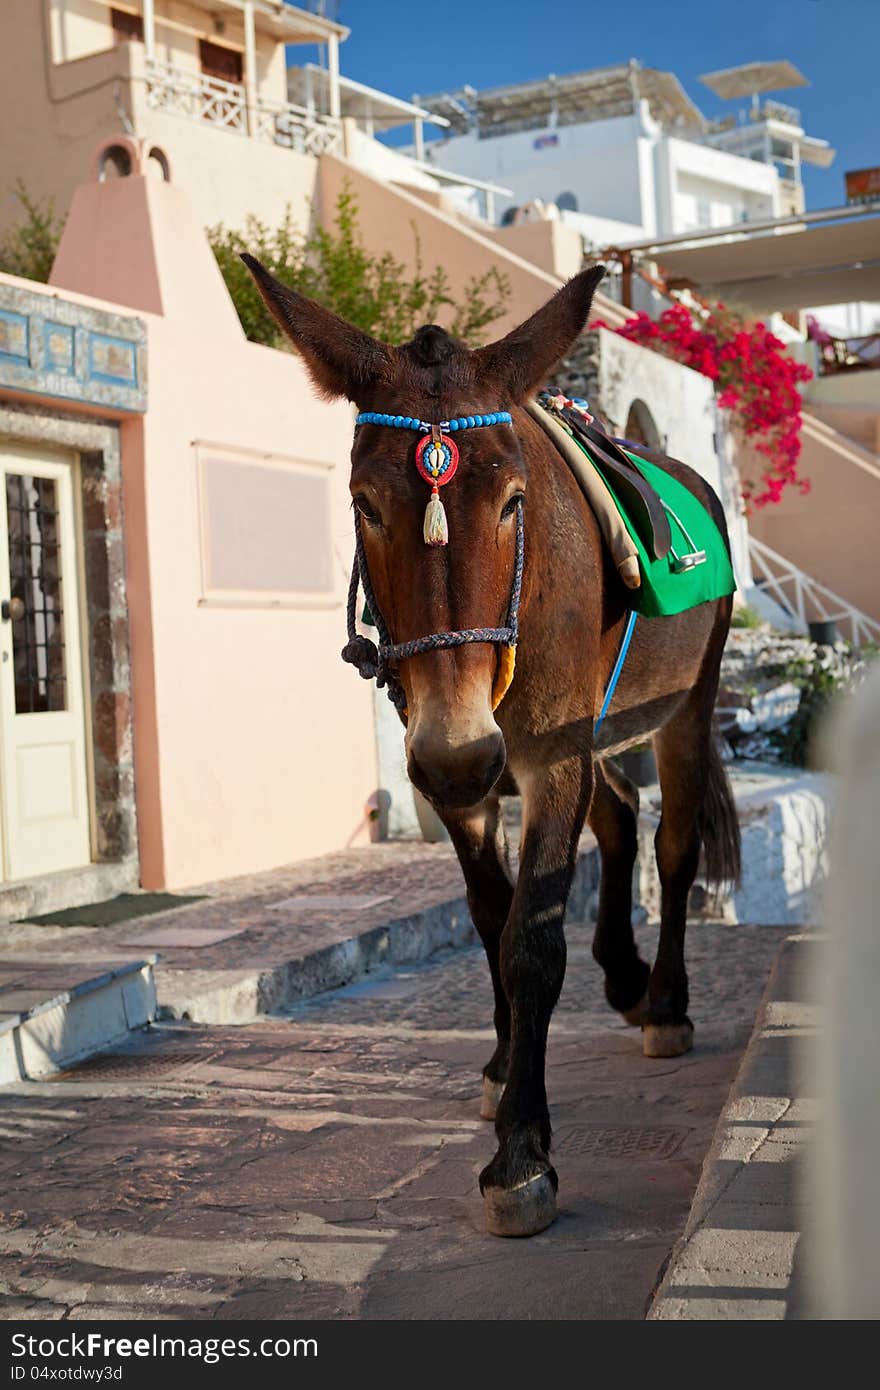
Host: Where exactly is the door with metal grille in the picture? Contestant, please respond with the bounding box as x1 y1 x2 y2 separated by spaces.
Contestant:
0 444 91 881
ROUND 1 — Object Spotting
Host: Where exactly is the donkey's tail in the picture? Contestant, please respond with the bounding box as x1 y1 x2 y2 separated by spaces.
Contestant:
699 737 741 892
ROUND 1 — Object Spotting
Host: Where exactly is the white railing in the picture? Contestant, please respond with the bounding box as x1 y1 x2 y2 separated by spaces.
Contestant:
749 536 880 647
146 61 247 133
254 100 342 157
144 61 341 155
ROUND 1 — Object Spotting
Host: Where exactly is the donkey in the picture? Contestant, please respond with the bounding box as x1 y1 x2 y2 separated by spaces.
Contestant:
244 257 740 1238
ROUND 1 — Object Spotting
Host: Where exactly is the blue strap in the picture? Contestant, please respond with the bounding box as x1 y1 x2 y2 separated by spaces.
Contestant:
594 610 637 735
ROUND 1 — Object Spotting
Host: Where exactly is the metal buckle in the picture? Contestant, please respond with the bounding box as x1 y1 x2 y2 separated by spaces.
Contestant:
662 501 707 573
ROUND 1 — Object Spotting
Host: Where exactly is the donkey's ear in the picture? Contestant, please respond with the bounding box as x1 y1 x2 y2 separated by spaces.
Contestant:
473 265 606 402
240 253 391 401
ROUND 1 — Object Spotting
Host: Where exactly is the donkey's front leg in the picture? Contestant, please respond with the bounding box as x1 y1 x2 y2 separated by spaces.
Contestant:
439 794 514 1120
481 755 593 1237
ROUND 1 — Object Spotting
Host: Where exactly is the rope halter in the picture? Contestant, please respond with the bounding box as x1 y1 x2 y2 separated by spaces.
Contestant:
342 410 522 718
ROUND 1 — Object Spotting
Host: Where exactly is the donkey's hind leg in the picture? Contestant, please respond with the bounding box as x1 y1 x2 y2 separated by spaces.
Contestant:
643 708 712 1058
440 793 514 1120
589 758 651 1023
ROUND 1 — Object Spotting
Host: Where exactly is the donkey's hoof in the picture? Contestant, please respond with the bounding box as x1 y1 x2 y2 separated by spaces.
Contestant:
480 1076 504 1121
483 1173 557 1238
643 1021 694 1058
621 991 649 1026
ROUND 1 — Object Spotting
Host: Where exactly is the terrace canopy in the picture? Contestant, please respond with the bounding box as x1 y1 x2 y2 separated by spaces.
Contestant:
631 209 880 313
416 63 706 139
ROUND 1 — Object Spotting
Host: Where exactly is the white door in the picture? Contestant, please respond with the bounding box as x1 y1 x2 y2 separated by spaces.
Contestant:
0 443 91 881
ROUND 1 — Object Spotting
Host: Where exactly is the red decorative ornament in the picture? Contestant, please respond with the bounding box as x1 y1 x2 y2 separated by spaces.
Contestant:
414 432 459 488
414 431 459 546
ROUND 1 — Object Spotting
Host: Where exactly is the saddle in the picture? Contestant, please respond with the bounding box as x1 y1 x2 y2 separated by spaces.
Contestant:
526 394 737 618
563 411 672 561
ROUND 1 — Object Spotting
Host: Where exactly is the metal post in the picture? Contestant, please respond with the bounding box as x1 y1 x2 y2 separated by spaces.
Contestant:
413 114 425 161
243 1 257 136
143 0 155 61
485 188 495 224
621 249 633 309
327 32 341 120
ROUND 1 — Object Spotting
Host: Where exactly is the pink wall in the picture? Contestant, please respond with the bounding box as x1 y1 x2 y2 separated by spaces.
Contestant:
318 153 629 337
747 413 880 624
50 158 378 888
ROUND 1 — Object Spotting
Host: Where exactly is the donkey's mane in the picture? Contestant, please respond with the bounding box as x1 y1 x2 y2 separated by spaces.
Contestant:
396 325 475 397
404 324 460 367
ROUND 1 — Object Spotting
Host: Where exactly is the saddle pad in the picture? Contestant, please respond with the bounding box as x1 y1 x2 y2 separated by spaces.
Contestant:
592 447 736 617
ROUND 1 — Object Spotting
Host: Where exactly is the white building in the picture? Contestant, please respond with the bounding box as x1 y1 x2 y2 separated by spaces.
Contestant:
415 60 834 249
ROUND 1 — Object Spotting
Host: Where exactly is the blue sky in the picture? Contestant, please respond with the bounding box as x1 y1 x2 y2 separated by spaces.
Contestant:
292 0 877 210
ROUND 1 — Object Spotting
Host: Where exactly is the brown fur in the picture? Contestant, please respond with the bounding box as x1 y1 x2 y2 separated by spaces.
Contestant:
244 256 740 1233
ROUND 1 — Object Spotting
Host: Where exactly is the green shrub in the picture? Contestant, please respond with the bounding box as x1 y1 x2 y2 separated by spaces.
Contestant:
0 181 62 283
772 643 877 768
209 187 511 348
730 603 762 629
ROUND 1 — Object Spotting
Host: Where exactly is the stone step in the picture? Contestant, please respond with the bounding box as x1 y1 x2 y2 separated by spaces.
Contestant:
156 845 601 1025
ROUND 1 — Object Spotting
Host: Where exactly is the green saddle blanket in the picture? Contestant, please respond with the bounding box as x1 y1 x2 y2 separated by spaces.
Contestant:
583 441 736 618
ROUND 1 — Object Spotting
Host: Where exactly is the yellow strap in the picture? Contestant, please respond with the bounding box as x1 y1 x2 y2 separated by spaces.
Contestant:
399 643 515 722
491 644 517 710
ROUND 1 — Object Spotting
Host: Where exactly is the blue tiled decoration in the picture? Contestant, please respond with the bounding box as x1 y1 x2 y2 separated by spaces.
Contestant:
0 283 146 413
89 332 138 387
44 321 75 376
0 310 29 363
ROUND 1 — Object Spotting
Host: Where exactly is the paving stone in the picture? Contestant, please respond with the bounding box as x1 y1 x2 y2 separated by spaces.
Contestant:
0 918 789 1320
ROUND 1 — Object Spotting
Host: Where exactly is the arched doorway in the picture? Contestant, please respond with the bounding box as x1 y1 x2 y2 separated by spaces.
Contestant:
623 399 662 450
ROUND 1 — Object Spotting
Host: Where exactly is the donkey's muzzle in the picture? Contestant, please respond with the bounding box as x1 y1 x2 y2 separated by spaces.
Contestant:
406 728 506 810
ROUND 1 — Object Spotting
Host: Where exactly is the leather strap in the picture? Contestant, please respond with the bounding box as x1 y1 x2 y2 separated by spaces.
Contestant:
560 409 672 560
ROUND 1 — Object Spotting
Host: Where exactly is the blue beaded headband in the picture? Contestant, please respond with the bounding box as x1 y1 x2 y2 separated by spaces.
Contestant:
355 411 512 432
354 409 513 546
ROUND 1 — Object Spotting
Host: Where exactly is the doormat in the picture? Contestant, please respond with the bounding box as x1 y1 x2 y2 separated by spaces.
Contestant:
17 892 208 929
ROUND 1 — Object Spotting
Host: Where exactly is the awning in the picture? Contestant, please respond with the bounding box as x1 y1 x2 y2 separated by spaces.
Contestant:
288 64 448 130
646 214 880 313
218 1 349 45
699 60 808 101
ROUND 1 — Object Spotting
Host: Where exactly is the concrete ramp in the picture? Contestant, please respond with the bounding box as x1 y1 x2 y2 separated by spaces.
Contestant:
0 958 157 1084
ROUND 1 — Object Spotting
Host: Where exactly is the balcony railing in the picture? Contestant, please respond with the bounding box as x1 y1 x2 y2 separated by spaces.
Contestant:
749 536 880 647
144 61 341 156
815 332 880 377
145 61 246 131
254 99 342 157
750 99 802 127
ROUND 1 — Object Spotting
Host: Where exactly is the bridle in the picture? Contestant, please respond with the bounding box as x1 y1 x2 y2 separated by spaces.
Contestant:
341 410 524 719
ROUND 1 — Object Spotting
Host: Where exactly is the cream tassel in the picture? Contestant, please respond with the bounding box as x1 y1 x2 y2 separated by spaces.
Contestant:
423 487 449 546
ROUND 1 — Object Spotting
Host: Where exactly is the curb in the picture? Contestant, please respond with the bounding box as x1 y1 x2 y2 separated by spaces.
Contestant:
157 843 601 1025
647 931 814 1320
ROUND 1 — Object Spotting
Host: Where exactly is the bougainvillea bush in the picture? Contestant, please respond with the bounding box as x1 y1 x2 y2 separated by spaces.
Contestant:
597 300 812 509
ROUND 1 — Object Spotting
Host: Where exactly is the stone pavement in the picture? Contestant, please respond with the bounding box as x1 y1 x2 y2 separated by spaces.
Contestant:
0 762 822 1050
0 916 790 1321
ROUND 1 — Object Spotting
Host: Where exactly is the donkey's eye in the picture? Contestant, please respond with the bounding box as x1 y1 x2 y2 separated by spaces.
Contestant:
354 496 380 525
500 493 524 521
